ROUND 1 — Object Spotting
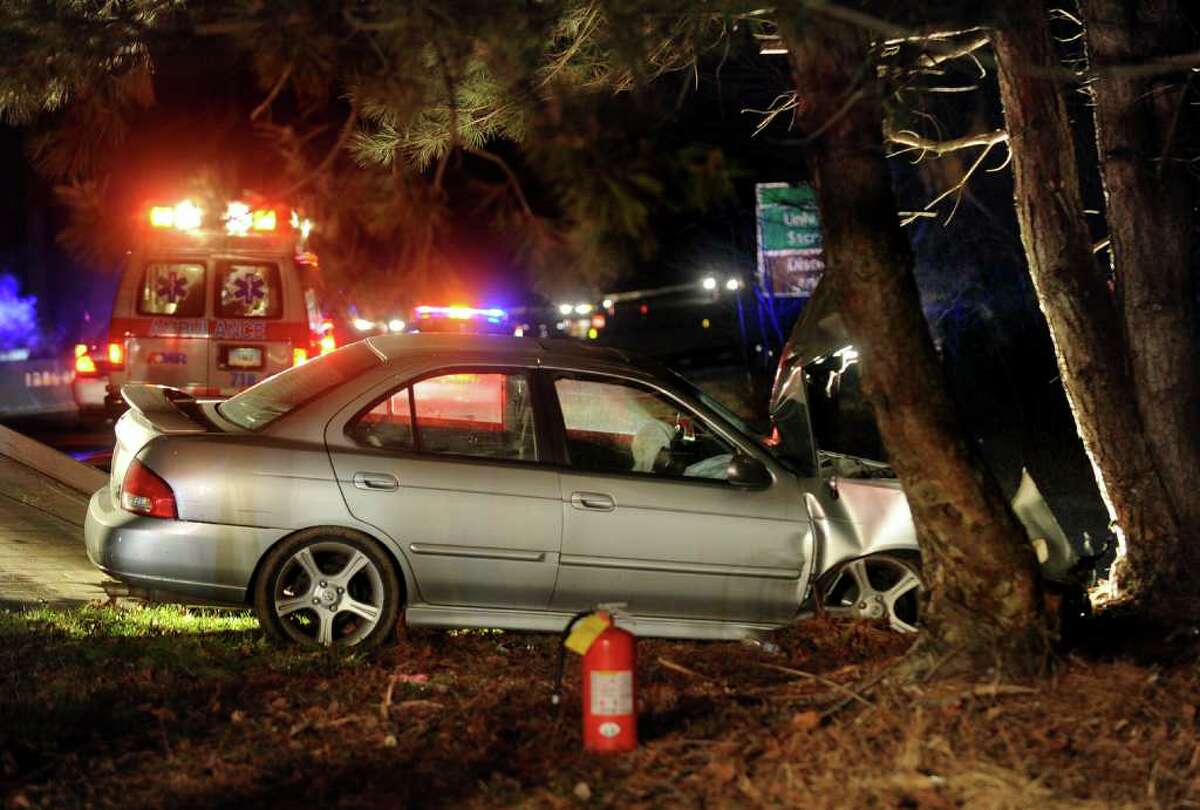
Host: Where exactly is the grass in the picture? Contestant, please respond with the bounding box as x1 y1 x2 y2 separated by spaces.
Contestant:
1 603 1198 809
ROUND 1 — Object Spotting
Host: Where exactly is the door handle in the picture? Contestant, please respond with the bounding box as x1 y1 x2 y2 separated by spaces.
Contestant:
353 472 399 491
570 491 615 512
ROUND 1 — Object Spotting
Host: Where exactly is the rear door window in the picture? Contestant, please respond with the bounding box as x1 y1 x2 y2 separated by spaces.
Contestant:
413 372 537 461
215 262 283 318
139 262 206 316
347 371 539 462
348 388 414 450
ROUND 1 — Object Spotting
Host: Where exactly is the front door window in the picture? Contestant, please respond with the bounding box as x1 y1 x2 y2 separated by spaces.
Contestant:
553 376 736 481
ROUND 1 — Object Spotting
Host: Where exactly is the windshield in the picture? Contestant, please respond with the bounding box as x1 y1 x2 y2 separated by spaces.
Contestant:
218 343 380 430
672 372 753 436
667 371 780 455
668 369 816 476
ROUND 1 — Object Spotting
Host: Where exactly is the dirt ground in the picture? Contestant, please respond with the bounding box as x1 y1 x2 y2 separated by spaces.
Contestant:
1 605 1198 809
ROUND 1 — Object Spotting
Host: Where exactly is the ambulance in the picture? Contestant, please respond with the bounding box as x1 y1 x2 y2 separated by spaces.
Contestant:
74 199 335 418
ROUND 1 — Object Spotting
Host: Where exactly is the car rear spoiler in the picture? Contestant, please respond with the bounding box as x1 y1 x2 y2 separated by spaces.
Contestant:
121 384 208 434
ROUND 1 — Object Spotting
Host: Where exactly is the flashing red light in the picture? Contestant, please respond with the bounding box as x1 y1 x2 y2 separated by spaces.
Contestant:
74 352 97 376
148 200 203 231
640 303 649 315
120 459 178 519
319 333 336 355
107 342 125 368
292 347 309 366
149 206 175 229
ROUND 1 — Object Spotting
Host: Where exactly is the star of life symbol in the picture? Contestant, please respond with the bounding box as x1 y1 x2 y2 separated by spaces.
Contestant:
232 273 266 306
156 272 188 304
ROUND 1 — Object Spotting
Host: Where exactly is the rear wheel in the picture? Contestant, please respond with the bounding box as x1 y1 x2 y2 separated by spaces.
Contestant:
254 530 401 648
821 554 923 633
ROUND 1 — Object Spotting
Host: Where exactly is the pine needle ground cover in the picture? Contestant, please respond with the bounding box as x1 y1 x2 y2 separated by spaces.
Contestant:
1 605 1197 809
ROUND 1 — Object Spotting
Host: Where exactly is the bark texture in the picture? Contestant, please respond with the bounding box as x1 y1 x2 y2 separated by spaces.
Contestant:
785 17 1046 678
992 0 1195 615
1082 0 1200 589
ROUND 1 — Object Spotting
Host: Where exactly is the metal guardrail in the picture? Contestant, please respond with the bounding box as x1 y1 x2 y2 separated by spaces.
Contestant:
0 358 77 418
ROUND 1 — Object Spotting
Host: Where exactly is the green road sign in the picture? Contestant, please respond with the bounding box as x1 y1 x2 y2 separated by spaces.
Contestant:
756 183 825 297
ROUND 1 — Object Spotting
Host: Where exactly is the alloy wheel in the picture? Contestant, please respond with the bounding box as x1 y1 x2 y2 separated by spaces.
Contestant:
271 540 386 646
822 554 922 633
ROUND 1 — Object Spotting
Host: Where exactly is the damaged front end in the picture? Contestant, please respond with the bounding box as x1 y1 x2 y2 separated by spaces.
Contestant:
769 281 1101 599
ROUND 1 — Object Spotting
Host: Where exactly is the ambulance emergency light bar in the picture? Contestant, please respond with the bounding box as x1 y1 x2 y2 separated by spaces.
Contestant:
147 199 313 238
415 305 508 324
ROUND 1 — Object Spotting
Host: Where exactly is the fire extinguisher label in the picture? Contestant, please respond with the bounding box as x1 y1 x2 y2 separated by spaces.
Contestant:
590 670 633 716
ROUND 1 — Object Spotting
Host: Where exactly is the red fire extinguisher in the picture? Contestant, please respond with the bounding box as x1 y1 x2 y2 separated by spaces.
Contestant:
554 609 638 754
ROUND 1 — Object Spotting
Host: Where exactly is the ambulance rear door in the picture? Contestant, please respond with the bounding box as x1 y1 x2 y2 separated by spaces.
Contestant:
120 258 212 395
209 255 300 395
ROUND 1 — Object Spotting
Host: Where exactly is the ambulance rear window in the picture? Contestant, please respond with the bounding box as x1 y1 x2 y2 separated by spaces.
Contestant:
215 262 283 319
139 263 206 317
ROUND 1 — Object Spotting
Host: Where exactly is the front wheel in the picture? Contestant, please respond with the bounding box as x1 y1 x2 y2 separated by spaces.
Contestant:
253 530 402 648
821 554 923 633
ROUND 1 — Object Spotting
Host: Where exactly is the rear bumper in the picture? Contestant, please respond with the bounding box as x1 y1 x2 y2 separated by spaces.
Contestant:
84 487 289 605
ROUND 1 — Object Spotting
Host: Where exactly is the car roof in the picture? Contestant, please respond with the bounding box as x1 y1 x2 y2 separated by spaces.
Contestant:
364 333 651 373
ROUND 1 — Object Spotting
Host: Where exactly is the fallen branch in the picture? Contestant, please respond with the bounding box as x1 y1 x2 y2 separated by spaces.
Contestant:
380 673 398 720
970 683 1037 697
758 662 874 709
657 656 714 682
396 699 444 711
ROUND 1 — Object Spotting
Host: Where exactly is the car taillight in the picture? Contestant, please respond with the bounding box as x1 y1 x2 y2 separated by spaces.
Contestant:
292 347 309 366
120 459 177 519
107 342 125 369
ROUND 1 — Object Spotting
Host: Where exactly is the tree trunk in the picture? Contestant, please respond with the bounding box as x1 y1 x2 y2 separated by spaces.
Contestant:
992 0 1194 617
1081 0 1200 593
785 16 1046 679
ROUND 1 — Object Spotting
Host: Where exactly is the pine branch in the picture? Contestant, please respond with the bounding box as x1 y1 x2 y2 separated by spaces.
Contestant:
282 103 360 197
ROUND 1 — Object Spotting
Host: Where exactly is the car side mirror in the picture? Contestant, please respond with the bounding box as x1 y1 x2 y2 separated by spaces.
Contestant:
726 454 772 488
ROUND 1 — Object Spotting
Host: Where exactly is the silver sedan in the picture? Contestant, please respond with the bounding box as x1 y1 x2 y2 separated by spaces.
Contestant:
85 334 926 647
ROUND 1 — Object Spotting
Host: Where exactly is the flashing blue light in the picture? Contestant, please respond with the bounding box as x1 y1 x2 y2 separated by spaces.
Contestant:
0 274 39 355
414 305 508 320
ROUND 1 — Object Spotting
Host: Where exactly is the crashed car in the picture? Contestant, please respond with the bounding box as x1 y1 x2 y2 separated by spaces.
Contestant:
86 326 1087 648
86 332 940 647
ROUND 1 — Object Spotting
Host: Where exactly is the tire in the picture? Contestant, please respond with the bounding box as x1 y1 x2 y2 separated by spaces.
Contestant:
253 528 402 649
820 553 924 633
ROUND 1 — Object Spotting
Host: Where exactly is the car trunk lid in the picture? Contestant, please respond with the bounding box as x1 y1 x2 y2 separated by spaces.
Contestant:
110 384 211 502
